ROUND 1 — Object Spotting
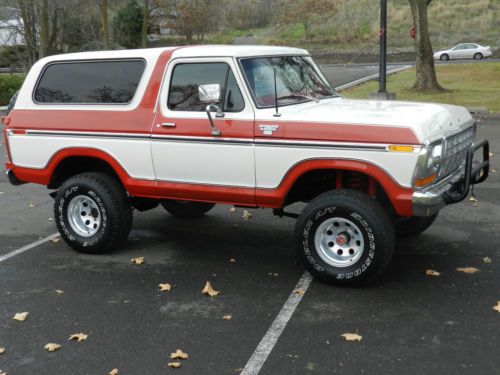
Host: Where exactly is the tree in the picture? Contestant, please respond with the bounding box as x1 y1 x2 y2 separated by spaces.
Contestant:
141 0 148 47
113 0 143 49
280 0 336 40
99 0 110 49
408 0 443 91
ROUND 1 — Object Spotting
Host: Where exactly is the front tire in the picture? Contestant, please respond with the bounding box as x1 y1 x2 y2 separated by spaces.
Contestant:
54 173 132 254
440 54 449 61
161 200 215 218
295 190 395 286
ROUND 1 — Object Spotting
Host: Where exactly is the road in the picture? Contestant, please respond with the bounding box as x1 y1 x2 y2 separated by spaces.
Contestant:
1 94 499 373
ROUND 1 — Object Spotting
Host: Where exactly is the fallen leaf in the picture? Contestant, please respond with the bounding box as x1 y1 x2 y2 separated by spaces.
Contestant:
28 203 35 208
493 301 500 313
469 196 477 203
229 258 236 263
55 289 64 295
13 312 28 321
168 362 181 368
48 218 53 222
483 257 492 264
131 256 144 265
293 288 305 296
489 152 494 157
68 332 88 342
0 347 5 354
491 169 496 173
222 314 232 320
0 191 4 194
0 369 6 375
170 349 189 360
109 369 119 375
159 283 172 292
229 207 236 213
51 237 61 243
44 343 61 352
425 269 441 277
341 333 362 342
268 272 279 277
242 210 252 220
456 267 480 274
202 281 220 297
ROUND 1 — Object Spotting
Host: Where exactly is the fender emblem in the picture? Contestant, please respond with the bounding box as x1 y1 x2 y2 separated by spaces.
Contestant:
259 124 279 136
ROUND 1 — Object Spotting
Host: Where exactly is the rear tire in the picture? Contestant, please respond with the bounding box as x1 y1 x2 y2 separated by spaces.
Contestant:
161 200 215 218
54 172 132 254
395 214 438 237
440 54 449 61
473 53 483 60
295 190 395 286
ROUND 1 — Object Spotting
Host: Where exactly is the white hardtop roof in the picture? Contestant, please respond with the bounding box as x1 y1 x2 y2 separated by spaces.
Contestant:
36 45 310 64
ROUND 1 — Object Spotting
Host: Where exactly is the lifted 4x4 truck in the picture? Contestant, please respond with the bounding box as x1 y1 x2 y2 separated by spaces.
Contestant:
2 46 490 285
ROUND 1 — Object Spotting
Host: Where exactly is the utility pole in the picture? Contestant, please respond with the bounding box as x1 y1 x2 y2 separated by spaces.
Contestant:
370 0 396 100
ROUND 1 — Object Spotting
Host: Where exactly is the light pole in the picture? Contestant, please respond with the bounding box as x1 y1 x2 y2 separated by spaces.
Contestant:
370 0 395 100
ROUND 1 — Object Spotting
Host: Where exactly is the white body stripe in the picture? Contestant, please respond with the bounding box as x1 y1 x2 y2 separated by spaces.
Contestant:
8 135 155 180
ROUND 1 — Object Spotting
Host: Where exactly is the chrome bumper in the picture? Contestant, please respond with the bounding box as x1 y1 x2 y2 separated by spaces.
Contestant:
412 139 490 217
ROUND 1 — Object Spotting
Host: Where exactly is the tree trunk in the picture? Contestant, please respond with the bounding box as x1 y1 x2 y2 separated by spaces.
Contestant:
408 0 443 91
18 0 37 67
141 0 149 48
38 0 49 58
100 0 110 50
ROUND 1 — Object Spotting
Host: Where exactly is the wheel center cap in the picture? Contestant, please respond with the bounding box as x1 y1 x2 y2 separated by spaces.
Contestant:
336 233 349 246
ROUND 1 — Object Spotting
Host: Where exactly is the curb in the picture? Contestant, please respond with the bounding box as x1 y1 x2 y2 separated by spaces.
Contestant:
335 65 413 92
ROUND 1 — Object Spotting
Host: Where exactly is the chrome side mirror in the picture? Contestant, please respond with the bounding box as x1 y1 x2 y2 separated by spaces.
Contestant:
198 84 223 136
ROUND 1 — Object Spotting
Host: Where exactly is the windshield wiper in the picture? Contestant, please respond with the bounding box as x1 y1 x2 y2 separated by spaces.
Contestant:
277 94 320 103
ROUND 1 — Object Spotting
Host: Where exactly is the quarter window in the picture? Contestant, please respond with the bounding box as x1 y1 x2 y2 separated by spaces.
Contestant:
168 62 245 112
34 60 145 104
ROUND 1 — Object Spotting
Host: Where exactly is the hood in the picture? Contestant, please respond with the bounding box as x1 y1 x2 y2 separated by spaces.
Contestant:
277 97 474 144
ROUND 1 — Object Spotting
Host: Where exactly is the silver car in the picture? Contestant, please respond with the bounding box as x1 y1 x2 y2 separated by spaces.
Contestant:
434 43 492 61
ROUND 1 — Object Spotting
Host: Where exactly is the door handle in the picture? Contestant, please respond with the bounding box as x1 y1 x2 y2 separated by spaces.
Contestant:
158 122 176 128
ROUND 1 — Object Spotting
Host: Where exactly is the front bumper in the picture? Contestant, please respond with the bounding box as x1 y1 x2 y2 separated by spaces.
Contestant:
412 139 489 217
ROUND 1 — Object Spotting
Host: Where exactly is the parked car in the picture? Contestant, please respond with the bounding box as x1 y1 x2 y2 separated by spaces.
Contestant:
2 45 490 286
434 43 492 61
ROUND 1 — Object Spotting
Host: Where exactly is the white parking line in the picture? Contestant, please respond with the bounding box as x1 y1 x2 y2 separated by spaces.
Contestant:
0 232 60 263
241 271 313 375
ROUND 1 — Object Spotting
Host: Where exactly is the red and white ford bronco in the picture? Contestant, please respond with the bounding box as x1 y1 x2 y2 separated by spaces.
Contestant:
2 45 489 285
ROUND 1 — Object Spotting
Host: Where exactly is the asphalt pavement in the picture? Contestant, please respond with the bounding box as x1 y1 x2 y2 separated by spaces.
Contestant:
0 93 499 373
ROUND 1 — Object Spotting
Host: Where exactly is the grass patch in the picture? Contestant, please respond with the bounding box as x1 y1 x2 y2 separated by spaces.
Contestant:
0 74 25 106
342 63 500 113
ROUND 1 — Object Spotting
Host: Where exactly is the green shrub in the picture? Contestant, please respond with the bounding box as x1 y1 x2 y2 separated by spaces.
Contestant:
0 74 25 106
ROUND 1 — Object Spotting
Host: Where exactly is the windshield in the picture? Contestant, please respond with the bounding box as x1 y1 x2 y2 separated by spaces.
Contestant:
240 56 338 108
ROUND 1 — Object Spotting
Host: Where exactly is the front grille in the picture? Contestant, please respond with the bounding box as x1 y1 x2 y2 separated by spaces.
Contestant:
439 126 475 178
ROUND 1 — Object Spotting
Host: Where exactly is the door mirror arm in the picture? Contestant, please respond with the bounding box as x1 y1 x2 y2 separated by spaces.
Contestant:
206 105 221 136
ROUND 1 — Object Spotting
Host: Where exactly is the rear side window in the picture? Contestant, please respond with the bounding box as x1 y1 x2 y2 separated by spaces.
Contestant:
168 62 245 112
34 60 145 104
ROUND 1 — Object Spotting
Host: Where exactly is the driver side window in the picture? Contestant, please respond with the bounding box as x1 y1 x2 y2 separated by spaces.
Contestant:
168 62 245 112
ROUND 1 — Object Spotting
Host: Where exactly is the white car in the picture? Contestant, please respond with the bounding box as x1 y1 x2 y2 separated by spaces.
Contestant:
434 43 492 61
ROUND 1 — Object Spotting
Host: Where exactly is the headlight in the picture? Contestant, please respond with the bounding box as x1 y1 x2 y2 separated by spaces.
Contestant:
413 141 443 188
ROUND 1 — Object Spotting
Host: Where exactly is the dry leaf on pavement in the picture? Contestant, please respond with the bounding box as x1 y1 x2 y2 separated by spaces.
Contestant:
159 283 172 292
13 312 29 321
28 203 35 208
222 314 232 320
242 210 252 220
68 333 88 342
0 347 5 354
469 196 478 203
493 301 500 313
229 207 236 213
51 237 61 243
170 349 189 360
456 267 480 274
483 257 492 264
109 369 119 375
55 289 64 295
229 258 236 263
44 343 61 352
202 281 220 297
341 333 362 342
425 269 441 277
268 273 279 277
0 369 6 375
293 288 305 296
168 362 182 368
131 256 145 265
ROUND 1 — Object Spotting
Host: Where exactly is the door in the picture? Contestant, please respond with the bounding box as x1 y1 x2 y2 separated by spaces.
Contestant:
152 58 256 203
451 44 468 59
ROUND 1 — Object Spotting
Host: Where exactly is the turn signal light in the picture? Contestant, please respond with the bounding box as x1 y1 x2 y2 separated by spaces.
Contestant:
388 145 415 153
415 174 437 187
